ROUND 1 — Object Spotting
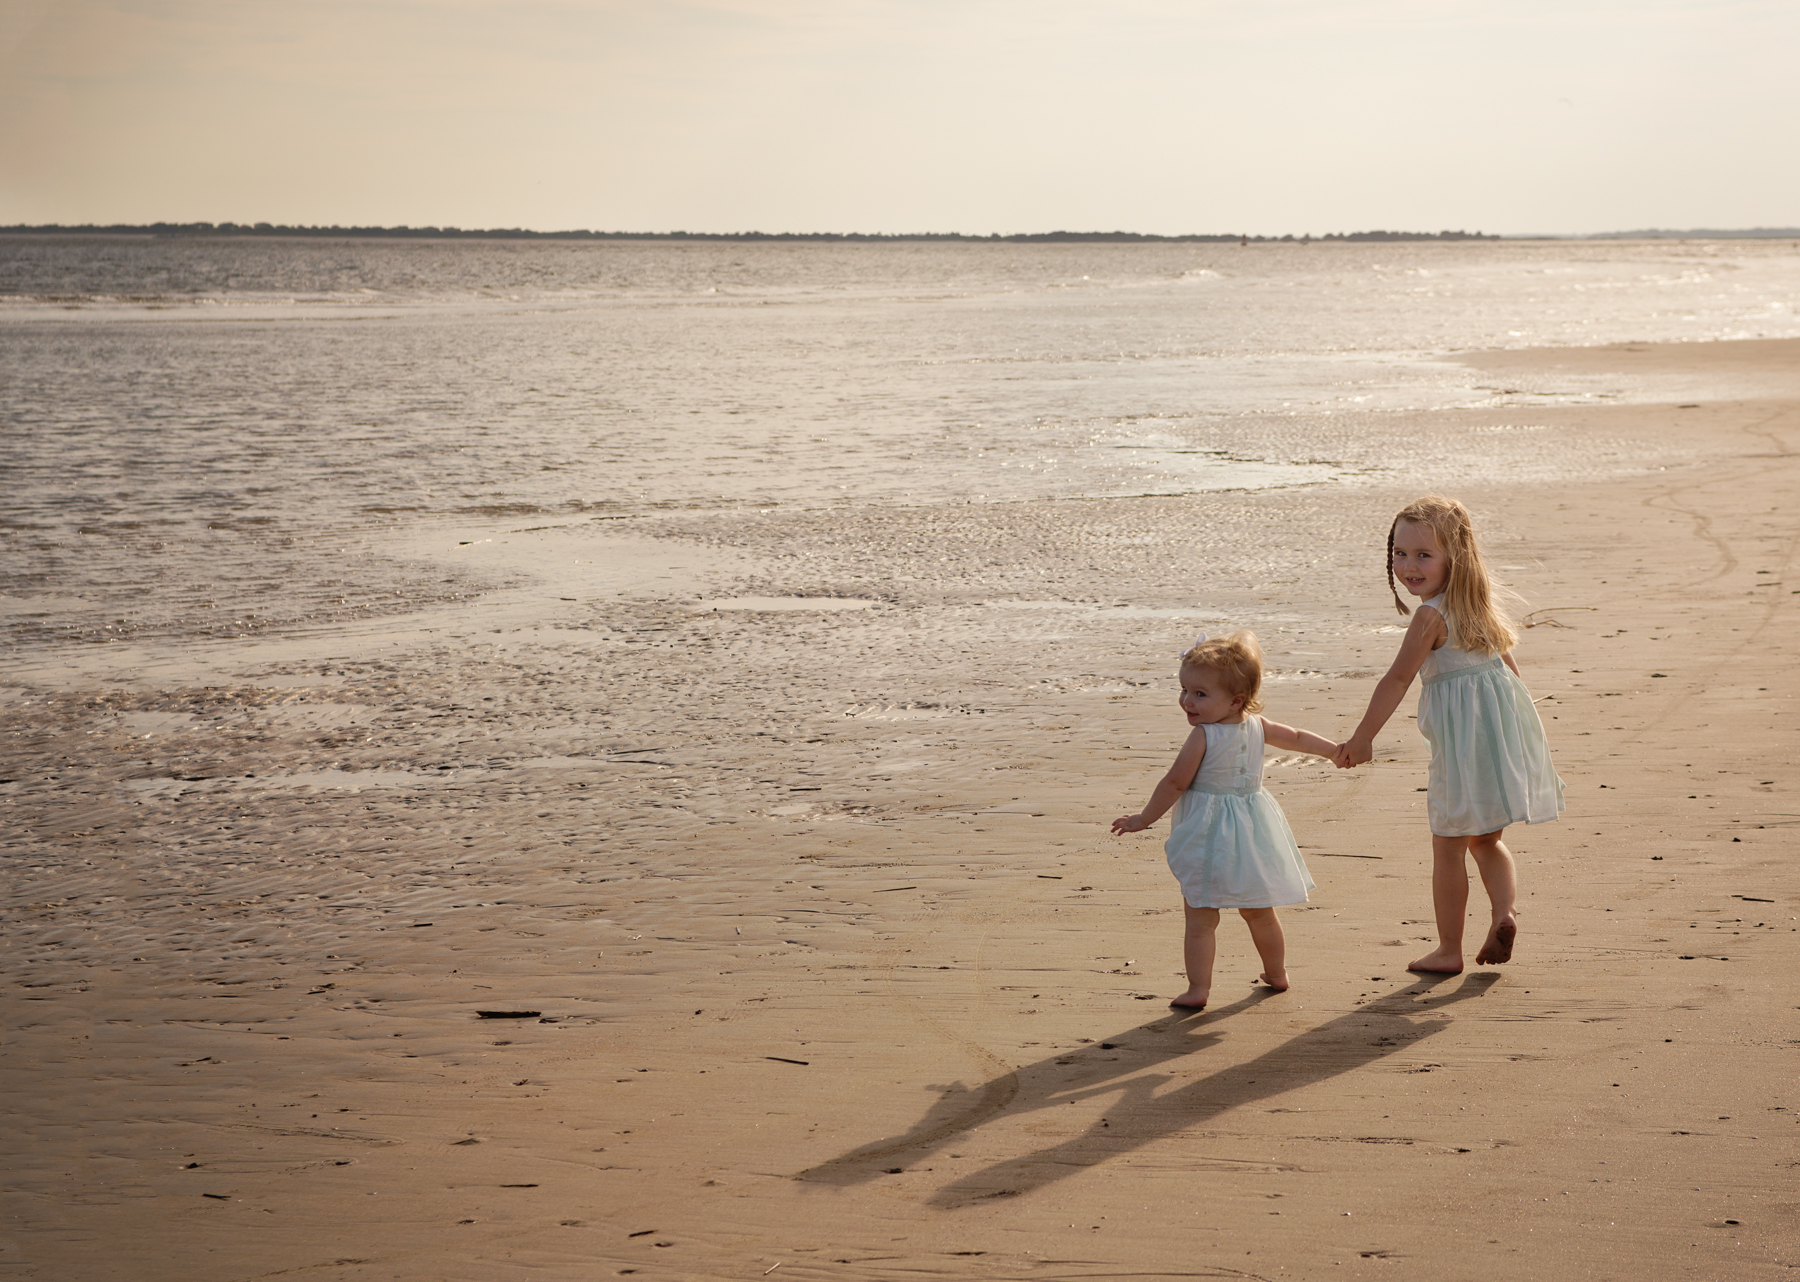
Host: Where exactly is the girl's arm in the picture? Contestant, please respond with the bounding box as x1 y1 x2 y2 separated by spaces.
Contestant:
1260 716 1338 761
1336 606 1445 767
1111 726 1207 834
1502 650 1521 677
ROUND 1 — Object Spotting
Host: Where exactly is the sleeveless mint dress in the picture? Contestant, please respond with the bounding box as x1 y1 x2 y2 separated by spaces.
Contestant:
1417 595 1565 837
1164 716 1315 909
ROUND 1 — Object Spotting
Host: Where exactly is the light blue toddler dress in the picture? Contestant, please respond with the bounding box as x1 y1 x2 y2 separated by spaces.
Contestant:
1417 595 1565 837
1164 716 1315 909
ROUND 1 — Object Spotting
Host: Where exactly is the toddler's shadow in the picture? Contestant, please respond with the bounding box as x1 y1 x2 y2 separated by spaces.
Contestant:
795 972 1497 1207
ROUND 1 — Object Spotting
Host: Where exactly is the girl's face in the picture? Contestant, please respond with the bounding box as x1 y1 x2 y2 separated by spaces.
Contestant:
1178 664 1247 726
1392 519 1450 600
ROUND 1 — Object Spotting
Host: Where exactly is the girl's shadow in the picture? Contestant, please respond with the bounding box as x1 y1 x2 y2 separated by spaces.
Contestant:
795 972 1497 1206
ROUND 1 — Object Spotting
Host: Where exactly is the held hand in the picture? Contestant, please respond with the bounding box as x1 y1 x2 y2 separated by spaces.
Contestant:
1111 814 1148 834
1335 739 1373 769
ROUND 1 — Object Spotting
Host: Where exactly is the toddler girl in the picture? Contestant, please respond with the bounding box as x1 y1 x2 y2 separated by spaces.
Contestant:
1112 632 1338 1009
1336 495 1563 972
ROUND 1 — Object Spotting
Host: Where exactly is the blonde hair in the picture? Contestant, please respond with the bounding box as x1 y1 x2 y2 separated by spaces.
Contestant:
1179 630 1264 714
1386 495 1517 656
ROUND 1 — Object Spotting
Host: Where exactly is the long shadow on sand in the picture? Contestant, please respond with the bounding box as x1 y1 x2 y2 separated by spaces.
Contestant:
796 972 1499 1206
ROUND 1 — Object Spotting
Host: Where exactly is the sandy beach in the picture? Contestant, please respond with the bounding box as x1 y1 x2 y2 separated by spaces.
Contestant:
4 337 1798 1280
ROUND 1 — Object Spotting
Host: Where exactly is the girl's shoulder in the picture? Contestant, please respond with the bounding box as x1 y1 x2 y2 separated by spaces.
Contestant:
1415 597 1450 642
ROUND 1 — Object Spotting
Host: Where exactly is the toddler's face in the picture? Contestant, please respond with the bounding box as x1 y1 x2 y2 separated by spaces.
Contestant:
1178 664 1246 726
1391 519 1449 600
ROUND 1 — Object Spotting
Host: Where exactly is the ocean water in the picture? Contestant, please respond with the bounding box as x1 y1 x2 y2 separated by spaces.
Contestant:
4 235 1799 650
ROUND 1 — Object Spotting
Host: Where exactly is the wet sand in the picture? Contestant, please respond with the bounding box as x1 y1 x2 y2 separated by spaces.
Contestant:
4 339 1799 1280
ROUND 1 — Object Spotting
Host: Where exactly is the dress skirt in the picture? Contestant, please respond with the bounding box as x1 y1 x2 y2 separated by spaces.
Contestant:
1419 657 1565 837
1164 783 1315 909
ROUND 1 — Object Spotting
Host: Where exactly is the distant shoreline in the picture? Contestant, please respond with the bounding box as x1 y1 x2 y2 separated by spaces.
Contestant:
1 223 1502 244
6 223 1795 246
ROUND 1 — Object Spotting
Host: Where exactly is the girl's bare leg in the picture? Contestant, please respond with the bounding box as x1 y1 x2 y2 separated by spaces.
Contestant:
1469 830 1519 964
1239 907 1289 991
1409 834 1473 973
1173 904 1220 1008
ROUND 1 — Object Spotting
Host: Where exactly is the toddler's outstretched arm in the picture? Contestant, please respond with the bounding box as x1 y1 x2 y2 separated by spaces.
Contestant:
1111 725 1207 834
1260 717 1338 761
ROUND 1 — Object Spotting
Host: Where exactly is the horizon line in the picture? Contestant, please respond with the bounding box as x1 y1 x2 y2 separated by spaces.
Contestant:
3 223 1493 243
5 223 1799 243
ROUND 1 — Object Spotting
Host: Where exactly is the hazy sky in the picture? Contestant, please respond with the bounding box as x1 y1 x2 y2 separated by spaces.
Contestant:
2 0 1796 235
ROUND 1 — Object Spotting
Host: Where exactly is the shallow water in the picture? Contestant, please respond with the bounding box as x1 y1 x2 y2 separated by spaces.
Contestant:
4 235 1799 652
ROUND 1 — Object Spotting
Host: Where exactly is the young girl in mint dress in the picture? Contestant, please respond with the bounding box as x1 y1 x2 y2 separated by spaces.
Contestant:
1112 632 1339 1009
1337 496 1564 973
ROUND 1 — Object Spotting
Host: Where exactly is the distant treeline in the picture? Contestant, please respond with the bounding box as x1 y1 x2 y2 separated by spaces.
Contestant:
1584 227 1800 240
0 222 1501 244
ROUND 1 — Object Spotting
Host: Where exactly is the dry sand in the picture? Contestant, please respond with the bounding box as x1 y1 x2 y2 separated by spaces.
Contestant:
4 339 1798 1280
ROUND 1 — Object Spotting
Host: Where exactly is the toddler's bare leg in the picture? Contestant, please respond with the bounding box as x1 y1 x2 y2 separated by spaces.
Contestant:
1173 903 1219 1008
1409 834 1472 973
1470 830 1518 964
1239 907 1289 991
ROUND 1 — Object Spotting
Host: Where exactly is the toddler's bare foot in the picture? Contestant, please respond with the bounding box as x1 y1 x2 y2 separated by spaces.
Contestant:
1169 986 1209 1009
1258 971 1290 992
1407 948 1464 974
1476 914 1517 965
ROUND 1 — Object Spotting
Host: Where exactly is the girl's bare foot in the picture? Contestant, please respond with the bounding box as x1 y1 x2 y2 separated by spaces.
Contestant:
1169 986 1209 1009
1476 914 1517 965
1407 949 1464 974
1258 971 1290 992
